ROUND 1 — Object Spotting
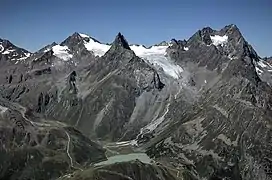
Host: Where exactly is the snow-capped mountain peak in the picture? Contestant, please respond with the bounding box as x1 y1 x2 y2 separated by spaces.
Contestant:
76 32 183 78
0 39 32 62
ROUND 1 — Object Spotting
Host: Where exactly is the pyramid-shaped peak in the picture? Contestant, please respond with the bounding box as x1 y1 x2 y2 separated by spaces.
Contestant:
0 39 13 48
221 24 241 33
72 32 80 36
68 32 85 40
201 27 215 33
50 42 58 46
60 32 84 46
112 32 131 50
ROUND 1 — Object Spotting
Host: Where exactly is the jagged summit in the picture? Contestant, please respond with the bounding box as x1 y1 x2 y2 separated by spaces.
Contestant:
0 39 29 53
51 41 58 46
187 24 243 46
0 38 31 62
60 32 85 47
112 32 131 50
185 24 254 60
61 32 100 47
222 24 241 32
37 42 57 53
71 32 81 37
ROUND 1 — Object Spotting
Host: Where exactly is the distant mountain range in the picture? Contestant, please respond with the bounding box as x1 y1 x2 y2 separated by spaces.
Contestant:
0 24 271 180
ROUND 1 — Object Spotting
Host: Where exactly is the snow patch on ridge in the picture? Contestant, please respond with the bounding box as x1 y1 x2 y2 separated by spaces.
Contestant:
82 38 110 57
52 45 73 61
79 33 89 38
24 53 31 57
44 48 51 53
255 59 272 76
258 60 269 68
2 49 16 54
210 35 228 46
17 57 28 61
255 67 263 75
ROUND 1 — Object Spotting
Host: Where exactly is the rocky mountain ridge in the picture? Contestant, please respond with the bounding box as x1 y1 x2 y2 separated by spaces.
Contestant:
0 24 271 180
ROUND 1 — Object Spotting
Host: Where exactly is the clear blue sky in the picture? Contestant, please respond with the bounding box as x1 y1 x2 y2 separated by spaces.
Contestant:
1 0 271 57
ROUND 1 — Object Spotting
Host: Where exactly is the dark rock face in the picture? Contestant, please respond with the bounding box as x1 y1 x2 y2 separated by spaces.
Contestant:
59 160 191 180
0 99 106 180
61 32 89 54
112 32 131 50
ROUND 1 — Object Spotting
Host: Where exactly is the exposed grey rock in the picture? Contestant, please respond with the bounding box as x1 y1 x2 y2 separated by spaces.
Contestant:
0 99 106 180
0 24 271 180
143 24 272 180
58 160 193 180
0 38 31 63
112 32 131 50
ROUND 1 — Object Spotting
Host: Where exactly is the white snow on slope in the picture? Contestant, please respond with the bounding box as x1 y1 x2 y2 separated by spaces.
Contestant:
210 35 228 46
130 45 183 79
2 49 16 54
79 33 89 38
84 40 110 57
258 60 269 68
17 57 28 61
255 67 263 75
52 45 73 61
79 33 111 57
24 52 31 57
255 59 272 76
